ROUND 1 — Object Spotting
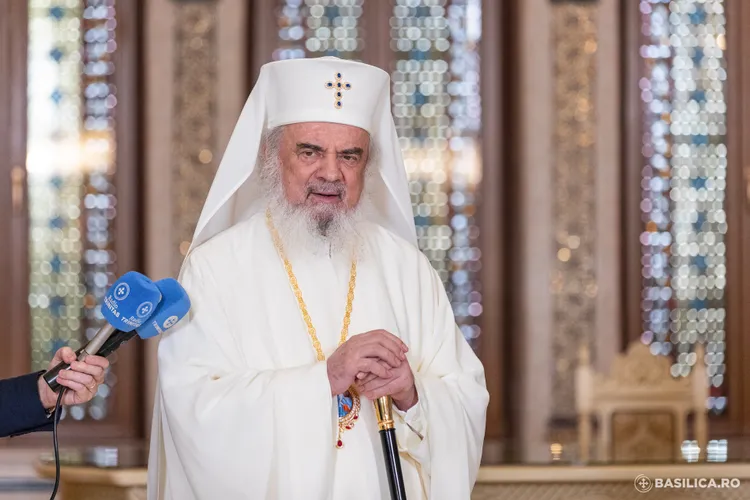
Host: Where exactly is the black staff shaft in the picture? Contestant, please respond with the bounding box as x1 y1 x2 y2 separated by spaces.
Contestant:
379 427 407 499
374 396 407 500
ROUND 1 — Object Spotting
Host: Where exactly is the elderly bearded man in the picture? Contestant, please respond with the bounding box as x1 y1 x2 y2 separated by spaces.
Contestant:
148 58 488 500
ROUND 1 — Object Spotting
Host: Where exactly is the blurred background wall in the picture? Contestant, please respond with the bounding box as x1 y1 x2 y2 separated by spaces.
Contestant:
2 0 750 493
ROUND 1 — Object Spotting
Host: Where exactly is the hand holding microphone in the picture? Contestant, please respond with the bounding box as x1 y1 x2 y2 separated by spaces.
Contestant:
37 348 109 410
42 271 162 392
43 277 191 392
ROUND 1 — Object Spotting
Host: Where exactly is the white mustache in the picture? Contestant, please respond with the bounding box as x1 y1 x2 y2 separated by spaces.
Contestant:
307 184 344 197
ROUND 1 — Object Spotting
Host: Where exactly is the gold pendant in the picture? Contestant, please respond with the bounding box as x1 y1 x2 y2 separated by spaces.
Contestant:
336 387 361 449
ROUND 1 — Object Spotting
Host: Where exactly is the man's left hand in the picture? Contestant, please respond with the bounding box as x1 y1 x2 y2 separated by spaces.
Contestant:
354 359 418 411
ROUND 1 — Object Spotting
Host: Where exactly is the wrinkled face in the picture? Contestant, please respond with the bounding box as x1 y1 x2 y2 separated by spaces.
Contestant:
277 122 370 224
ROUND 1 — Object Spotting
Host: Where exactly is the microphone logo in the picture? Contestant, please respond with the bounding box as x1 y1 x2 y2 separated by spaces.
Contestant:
163 316 179 329
137 301 155 319
114 283 130 301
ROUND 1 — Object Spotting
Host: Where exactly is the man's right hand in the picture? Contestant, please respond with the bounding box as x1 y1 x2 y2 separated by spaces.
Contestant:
326 329 409 396
37 347 109 410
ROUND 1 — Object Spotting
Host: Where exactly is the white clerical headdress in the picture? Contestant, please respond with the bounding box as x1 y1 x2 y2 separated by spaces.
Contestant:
187 57 417 256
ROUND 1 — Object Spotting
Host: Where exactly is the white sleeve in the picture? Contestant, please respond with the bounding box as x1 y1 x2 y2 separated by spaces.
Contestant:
393 380 429 460
401 254 489 500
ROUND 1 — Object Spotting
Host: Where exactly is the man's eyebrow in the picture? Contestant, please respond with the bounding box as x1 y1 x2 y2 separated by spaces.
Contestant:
296 143 325 152
339 147 364 156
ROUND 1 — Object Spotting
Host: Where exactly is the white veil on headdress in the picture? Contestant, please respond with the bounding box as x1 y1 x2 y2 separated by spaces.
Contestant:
186 57 417 262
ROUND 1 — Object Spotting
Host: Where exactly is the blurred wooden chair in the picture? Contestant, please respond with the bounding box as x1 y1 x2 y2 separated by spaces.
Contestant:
575 341 708 463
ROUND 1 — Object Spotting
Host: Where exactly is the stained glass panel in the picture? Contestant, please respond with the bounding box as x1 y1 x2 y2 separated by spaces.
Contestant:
27 0 119 421
273 0 483 346
639 0 727 413
274 0 365 61
391 0 482 345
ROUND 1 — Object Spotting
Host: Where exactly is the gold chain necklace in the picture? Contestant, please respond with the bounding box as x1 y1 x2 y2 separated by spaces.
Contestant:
265 209 360 449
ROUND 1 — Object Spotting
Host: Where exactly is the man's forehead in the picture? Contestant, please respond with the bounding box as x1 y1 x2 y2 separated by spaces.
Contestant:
284 122 369 142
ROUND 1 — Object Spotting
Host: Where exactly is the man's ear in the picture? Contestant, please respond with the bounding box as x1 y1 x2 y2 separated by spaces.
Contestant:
260 126 286 164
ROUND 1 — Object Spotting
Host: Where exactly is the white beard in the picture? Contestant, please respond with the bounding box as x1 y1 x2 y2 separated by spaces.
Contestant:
260 157 370 259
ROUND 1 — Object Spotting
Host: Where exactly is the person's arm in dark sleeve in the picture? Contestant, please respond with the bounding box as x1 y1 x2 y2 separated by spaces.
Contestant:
0 372 53 438
0 347 111 439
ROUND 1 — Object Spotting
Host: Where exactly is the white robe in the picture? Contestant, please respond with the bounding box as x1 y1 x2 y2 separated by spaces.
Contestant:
147 213 489 500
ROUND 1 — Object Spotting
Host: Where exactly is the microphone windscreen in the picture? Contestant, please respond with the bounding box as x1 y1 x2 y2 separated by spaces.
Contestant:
136 278 191 339
102 272 163 332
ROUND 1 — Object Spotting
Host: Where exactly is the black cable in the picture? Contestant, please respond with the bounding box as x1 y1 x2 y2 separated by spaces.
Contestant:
49 389 65 500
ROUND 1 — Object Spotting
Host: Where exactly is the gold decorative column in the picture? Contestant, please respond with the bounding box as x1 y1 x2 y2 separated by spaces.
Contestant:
145 0 247 434
172 2 218 276
550 2 599 418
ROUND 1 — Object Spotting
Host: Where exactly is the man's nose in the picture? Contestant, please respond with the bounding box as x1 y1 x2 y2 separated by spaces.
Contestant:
318 154 343 182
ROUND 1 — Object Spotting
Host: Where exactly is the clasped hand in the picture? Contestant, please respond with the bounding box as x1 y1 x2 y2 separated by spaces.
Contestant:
326 329 418 411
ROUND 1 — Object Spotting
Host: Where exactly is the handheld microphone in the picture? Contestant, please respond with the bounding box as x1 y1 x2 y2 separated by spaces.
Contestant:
87 278 191 359
43 271 162 392
43 278 190 392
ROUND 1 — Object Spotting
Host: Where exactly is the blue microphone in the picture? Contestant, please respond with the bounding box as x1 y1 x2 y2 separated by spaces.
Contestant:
87 278 191 359
43 271 162 391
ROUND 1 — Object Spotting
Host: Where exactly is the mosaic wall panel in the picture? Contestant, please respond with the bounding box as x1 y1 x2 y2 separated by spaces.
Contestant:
391 0 483 347
275 0 365 60
172 2 218 277
638 0 728 414
27 0 121 421
550 3 598 417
